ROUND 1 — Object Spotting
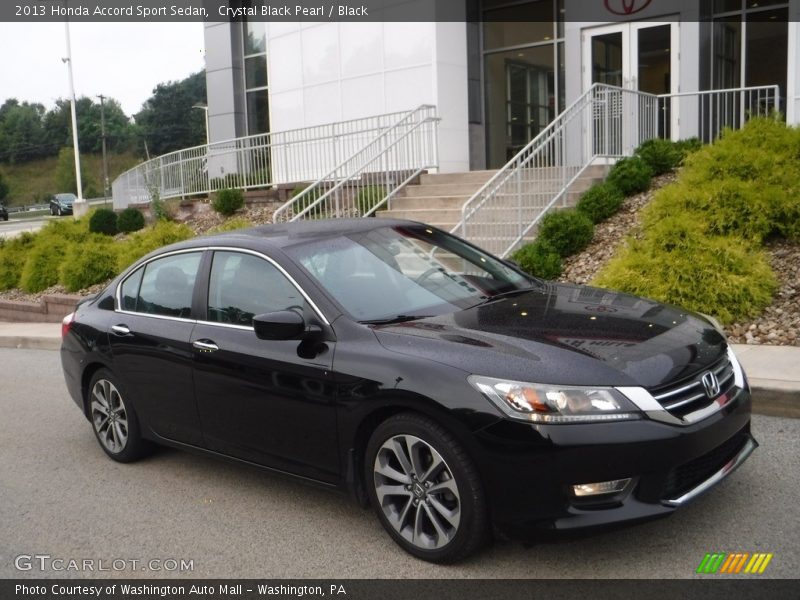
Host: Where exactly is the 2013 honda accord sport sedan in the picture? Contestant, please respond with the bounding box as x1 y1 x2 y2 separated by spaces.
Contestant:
60 218 757 563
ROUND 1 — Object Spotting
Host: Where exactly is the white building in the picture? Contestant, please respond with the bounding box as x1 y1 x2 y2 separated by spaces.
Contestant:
203 0 800 172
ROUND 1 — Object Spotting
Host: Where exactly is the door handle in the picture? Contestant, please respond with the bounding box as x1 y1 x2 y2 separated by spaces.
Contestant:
192 340 219 352
111 324 131 336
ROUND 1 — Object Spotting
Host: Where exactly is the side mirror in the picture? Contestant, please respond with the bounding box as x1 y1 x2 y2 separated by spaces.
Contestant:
253 310 306 341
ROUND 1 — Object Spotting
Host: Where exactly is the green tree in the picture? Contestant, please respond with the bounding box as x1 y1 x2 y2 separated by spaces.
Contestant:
0 101 51 163
43 97 135 155
134 70 207 156
55 147 91 195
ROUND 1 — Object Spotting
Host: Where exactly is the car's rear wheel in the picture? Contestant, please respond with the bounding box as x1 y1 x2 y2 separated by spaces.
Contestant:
365 412 488 563
88 369 152 462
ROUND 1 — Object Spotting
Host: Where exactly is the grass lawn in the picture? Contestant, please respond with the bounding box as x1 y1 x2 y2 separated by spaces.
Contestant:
0 152 141 207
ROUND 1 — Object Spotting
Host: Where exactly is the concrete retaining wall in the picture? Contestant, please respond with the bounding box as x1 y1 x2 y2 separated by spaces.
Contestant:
0 294 82 323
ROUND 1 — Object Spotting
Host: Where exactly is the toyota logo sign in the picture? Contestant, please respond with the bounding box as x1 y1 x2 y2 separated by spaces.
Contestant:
604 0 653 16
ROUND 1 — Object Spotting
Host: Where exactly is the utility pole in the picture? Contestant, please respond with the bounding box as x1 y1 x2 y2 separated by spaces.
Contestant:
97 94 109 203
63 16 86 217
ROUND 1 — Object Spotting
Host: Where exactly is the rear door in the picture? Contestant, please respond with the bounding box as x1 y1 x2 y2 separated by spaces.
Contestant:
108 250 205 446
190 249 339 483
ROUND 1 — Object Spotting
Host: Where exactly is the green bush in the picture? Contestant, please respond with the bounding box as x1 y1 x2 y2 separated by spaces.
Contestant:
0 233 35 290
116 221 194 271
212 188 245 217
148 187 173 222
59 237 118 292
356 186 386 216
118 208 145 233
606 156 653 196
673 137 702 163
594 117 798 324
576 182 624 223
88 208 118 235
512 240 562 280
291 184 324 218
635 138 682 176
536 209 594 257
19 238 66 293
594 229 777 325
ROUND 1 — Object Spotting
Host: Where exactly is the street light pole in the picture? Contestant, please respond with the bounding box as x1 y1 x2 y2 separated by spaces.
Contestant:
192 103 210 146
97 94 109 203
63 18 86 216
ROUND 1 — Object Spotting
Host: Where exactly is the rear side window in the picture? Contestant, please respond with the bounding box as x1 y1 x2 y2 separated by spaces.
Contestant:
207 251 305 326
133 252 202 318
120 267 144 311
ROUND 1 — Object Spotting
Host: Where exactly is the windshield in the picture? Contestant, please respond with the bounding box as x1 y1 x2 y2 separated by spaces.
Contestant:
286 225 534 322
56 194 76 202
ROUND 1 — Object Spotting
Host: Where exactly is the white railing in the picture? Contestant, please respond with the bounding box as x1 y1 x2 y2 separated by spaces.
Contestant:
272 105 439 222
454 84 780 258
657 85 780 143
111 108 435 209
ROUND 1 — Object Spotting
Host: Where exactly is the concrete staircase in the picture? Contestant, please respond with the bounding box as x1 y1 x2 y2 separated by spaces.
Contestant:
377 165 608 233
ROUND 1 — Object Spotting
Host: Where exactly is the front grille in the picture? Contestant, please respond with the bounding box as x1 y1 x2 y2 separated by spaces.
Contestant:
661 431 748 500
650 356 735 419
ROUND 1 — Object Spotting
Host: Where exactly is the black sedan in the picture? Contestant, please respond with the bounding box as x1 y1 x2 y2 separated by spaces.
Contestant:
60 219 757 563
50 193 76 216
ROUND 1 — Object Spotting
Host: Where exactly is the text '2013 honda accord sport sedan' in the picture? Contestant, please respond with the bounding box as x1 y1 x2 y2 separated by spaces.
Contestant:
60 219 757 563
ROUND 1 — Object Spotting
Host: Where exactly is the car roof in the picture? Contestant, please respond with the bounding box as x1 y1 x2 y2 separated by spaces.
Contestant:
171 218 427 252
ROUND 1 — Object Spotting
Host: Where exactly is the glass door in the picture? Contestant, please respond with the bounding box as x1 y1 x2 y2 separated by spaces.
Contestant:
583 21 679 151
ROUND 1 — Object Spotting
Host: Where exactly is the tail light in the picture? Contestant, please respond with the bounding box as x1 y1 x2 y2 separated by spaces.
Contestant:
62 312 75 339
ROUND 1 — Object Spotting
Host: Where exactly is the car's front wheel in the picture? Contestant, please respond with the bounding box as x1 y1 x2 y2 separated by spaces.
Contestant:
365 412 488 563
87 369 152 462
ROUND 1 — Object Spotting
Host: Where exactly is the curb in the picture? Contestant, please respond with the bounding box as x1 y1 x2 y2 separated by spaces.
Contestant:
0 336 61 351
750 386 800 419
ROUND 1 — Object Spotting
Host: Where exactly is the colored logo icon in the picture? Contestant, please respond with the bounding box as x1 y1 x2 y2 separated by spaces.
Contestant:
697 552 774 574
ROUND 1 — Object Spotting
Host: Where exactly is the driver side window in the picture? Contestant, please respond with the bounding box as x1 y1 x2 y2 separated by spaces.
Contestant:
207 251 306 326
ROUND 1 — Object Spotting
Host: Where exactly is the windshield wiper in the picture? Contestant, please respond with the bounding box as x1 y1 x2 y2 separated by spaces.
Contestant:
471 286 537 308
360 315 433 325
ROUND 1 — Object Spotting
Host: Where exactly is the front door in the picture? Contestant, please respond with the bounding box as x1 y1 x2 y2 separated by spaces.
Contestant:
191 249 339 483
583 21 680 148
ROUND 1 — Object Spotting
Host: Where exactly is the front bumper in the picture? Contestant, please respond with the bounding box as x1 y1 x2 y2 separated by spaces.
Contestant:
472 385 756 539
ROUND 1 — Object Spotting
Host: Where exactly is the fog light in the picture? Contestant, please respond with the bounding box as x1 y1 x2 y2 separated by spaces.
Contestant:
572 478 631 497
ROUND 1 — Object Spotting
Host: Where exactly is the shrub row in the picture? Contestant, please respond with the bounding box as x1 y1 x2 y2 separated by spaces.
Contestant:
512 137 700 279
0 213 192 293
595 117 796 323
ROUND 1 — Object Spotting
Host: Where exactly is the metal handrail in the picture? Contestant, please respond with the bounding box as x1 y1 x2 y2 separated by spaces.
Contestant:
452 83 781 258
111 107 435 209
272 105 439 222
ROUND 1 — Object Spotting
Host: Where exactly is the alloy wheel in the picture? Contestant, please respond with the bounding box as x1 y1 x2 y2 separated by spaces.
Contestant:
91 379 129 454
373 434 461 550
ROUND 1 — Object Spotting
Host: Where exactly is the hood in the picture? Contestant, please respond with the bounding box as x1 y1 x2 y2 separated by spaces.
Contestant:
371 283 726 389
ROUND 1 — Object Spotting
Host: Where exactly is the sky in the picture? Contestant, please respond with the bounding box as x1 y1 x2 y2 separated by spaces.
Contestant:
0 22 205 117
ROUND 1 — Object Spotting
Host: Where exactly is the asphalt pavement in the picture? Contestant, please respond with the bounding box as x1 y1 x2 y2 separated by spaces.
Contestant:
0 348 797 579
0 216 50 239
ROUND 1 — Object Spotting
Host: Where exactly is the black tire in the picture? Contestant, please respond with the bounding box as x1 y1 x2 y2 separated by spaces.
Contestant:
87 368 153 463
365 412 488 563
57 207 62 216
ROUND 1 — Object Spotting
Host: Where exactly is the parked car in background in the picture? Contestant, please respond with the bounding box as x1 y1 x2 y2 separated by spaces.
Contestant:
50 193 76 216
59 219 757 563
0 204 8 221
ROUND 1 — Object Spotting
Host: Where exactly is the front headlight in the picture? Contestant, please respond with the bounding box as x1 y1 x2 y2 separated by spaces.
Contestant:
468 375 641 423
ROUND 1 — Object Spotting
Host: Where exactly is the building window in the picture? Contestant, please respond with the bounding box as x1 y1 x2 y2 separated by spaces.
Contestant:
242 8 269 136
482 0 565 168
708 1 788 110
